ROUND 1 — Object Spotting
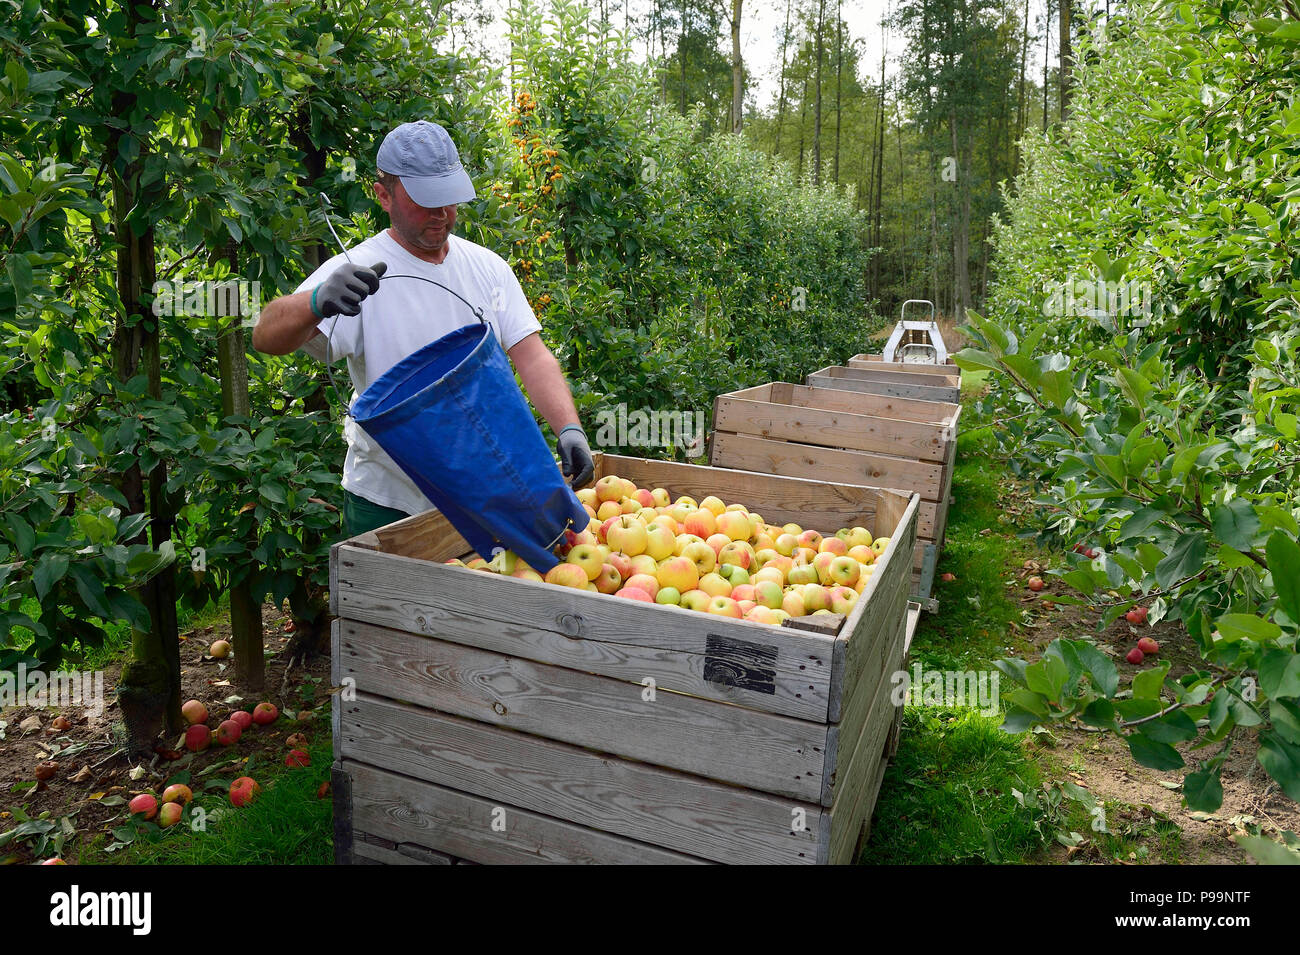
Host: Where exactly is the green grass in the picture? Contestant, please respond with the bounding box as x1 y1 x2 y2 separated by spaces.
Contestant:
910 424 1039 672
858 400 1055 864
83 735 334 865
860 706 1048 864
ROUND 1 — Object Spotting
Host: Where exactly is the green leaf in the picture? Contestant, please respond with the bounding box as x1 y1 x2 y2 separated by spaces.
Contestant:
1211 498 1260 552
953 348 1003 374
258 480 286 504
1259 649 1300 701
1257 733 1300 802
5 513 35 556
1209 690 1232 734
1215 613 1281 643
1266 532 1300 624
1234 835 1300 864
1024 655 1069 701
33 553 69 602
1127 733 1185 771
1183 767 1224 812
1114 698 1164 720
1063 639 1119 698
1007 688 1050 718
1271 700 1300 746
1060 569 1099 595
1155 533 1206 590
1132 663 1169 701
1000 707 1040 734
1141 709 1198 744
6 252 33 306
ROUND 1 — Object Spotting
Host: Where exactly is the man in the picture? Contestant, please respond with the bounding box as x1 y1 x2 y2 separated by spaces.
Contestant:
252 120 594 536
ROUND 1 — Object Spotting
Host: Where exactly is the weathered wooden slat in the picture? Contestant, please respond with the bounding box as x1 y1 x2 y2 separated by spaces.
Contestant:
807 367 961 403
778 381 961 425
713 392 950 463
821 363 959 388
344 759 713 865
887 602 922 760
826 607 909 864
822 578 907 807
848 355 960 377
335 546 836 721
353 831 456 865
710 432 945 502
337 621 830 802
364 508 470 563
826 493 918 723
332 764 354 865
339 691 822 864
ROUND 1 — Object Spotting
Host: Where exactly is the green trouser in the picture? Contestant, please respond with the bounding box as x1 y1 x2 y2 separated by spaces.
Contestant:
342 489 413 537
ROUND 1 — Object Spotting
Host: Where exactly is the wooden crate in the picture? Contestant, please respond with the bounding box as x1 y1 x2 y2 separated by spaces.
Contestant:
849 354 959 377
330 453 919 865
807 365 961 404
709 382 960 608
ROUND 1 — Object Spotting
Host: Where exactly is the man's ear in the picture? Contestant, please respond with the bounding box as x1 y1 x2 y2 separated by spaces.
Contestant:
373 180 392 212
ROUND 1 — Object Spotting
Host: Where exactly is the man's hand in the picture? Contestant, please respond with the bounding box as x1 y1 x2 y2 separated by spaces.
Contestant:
313 261 388 318
557 425 594 489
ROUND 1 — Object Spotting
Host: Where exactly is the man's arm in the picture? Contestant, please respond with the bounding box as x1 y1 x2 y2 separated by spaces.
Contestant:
509 332 594 488
508 332 581 435
251 261 387 355
251 291 320 355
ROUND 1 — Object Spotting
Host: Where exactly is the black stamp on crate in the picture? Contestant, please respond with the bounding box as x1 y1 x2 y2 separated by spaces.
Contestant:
704 634 777 694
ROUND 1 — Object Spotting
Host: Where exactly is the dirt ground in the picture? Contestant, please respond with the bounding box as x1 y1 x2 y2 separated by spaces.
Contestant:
1010 578 1300 864
0 604 331 865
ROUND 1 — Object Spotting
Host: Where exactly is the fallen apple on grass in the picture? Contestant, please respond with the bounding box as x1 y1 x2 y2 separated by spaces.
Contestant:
1137 636 1159 656
181 699 208 725
229 777 261 807
184 725 211 752
162 783 193 805
158 802 183 828
215 719 242 746
253 702 278 726
129 793 158 820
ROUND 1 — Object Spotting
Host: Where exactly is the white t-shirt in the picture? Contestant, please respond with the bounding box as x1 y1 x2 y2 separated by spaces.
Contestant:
296 229 542 516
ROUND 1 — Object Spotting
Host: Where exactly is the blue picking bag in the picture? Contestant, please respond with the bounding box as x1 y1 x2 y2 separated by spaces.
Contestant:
350 322 586 573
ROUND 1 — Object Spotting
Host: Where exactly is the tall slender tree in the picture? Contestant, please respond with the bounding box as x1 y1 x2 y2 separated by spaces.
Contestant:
813 0 825 185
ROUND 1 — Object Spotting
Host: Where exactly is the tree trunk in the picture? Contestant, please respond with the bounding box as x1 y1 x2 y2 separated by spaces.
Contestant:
870 37 887 300
897 113 907 293
833 0 842 182
812 0 825 185
1043 0 1052 129
1014 0 1028 175
950 114 972 321
678 0 688 115
773 0 792 155
798 70 809 180
109 0 181 761
731 0 744 132
1059 0 1072 120
202 122 265 693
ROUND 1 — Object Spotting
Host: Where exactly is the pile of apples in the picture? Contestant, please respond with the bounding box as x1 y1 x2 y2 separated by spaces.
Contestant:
447 474 890 627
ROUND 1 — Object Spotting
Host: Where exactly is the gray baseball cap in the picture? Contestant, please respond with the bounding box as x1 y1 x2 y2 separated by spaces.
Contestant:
376 120 477 208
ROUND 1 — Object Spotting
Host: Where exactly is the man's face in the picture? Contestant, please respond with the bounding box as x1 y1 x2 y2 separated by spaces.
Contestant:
376 177 457 254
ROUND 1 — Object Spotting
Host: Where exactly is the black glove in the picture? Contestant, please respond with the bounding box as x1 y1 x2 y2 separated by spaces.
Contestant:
313 261 387 318
557 425 594 489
